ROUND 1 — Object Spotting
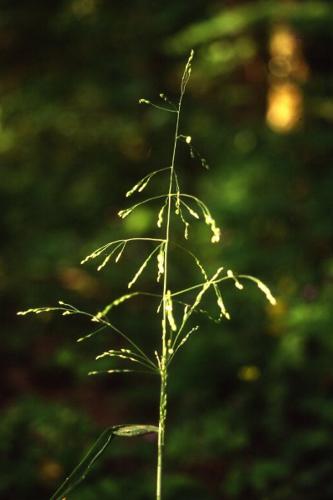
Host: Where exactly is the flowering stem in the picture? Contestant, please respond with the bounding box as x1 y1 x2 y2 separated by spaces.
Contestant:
156 78 183 500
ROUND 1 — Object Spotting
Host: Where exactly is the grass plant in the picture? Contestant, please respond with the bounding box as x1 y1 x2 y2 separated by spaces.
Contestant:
18 51 276 499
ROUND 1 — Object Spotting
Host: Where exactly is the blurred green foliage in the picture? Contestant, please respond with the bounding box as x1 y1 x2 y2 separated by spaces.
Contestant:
1 0 333 498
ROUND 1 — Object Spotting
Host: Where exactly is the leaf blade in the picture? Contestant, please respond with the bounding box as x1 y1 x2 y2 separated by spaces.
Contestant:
50 424 158 500
50 427 114 500
113 424 158 437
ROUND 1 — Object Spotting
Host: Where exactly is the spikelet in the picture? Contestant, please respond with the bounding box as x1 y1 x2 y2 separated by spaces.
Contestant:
17 307 54 316
154 351 161 369
227 269 244 290
81 245 108 265
256 280 277 306
157 245 165 282
156 298 163 314
126 173 154 198
191 252 224 317
115 242 126 263
178 325 199 349
96 350 140 364
157 202 166 228
93 293 139 321
192 254 208 281
181 49 194 94
17 303 77 318
76 325 106 343
165 290 177 332
134 177 150 193
175 199 190 239
83 241 125 271
110 293 137 308
203 213 221 243
58 300 75 307
191 267 224 315
182 304 190 323
174 173 191 239
187 207 199 219
128 246 159 289
167 339 174 355
118 207 134 219
89 369 133 376
185 139 210 170
178 134 193 145
159 93 176 109
175 191 180 215
191 261 230 320
217 296 230 320
97 252 112 271
184 222 189 239
128 259 149 289
181 201 200 220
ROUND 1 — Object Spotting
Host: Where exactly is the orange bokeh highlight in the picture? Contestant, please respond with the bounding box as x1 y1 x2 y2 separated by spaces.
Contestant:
266 83 303 133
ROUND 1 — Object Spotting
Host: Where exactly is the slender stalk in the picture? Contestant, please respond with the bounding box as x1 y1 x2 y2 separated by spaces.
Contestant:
156 88 183 499
156 369 167 500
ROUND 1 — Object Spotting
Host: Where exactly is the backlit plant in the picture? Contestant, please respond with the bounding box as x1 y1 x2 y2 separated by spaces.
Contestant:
18 51 276 500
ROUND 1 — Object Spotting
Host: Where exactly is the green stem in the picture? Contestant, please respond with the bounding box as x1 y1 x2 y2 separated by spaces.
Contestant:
156 369 167 500
156 89 183 499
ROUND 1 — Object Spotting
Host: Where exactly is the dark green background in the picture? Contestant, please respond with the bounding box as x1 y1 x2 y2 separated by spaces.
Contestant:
1 1 333 498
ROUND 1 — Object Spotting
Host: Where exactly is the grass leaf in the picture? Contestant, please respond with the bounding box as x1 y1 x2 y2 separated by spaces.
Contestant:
50 424 157 500
113 424 158 437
